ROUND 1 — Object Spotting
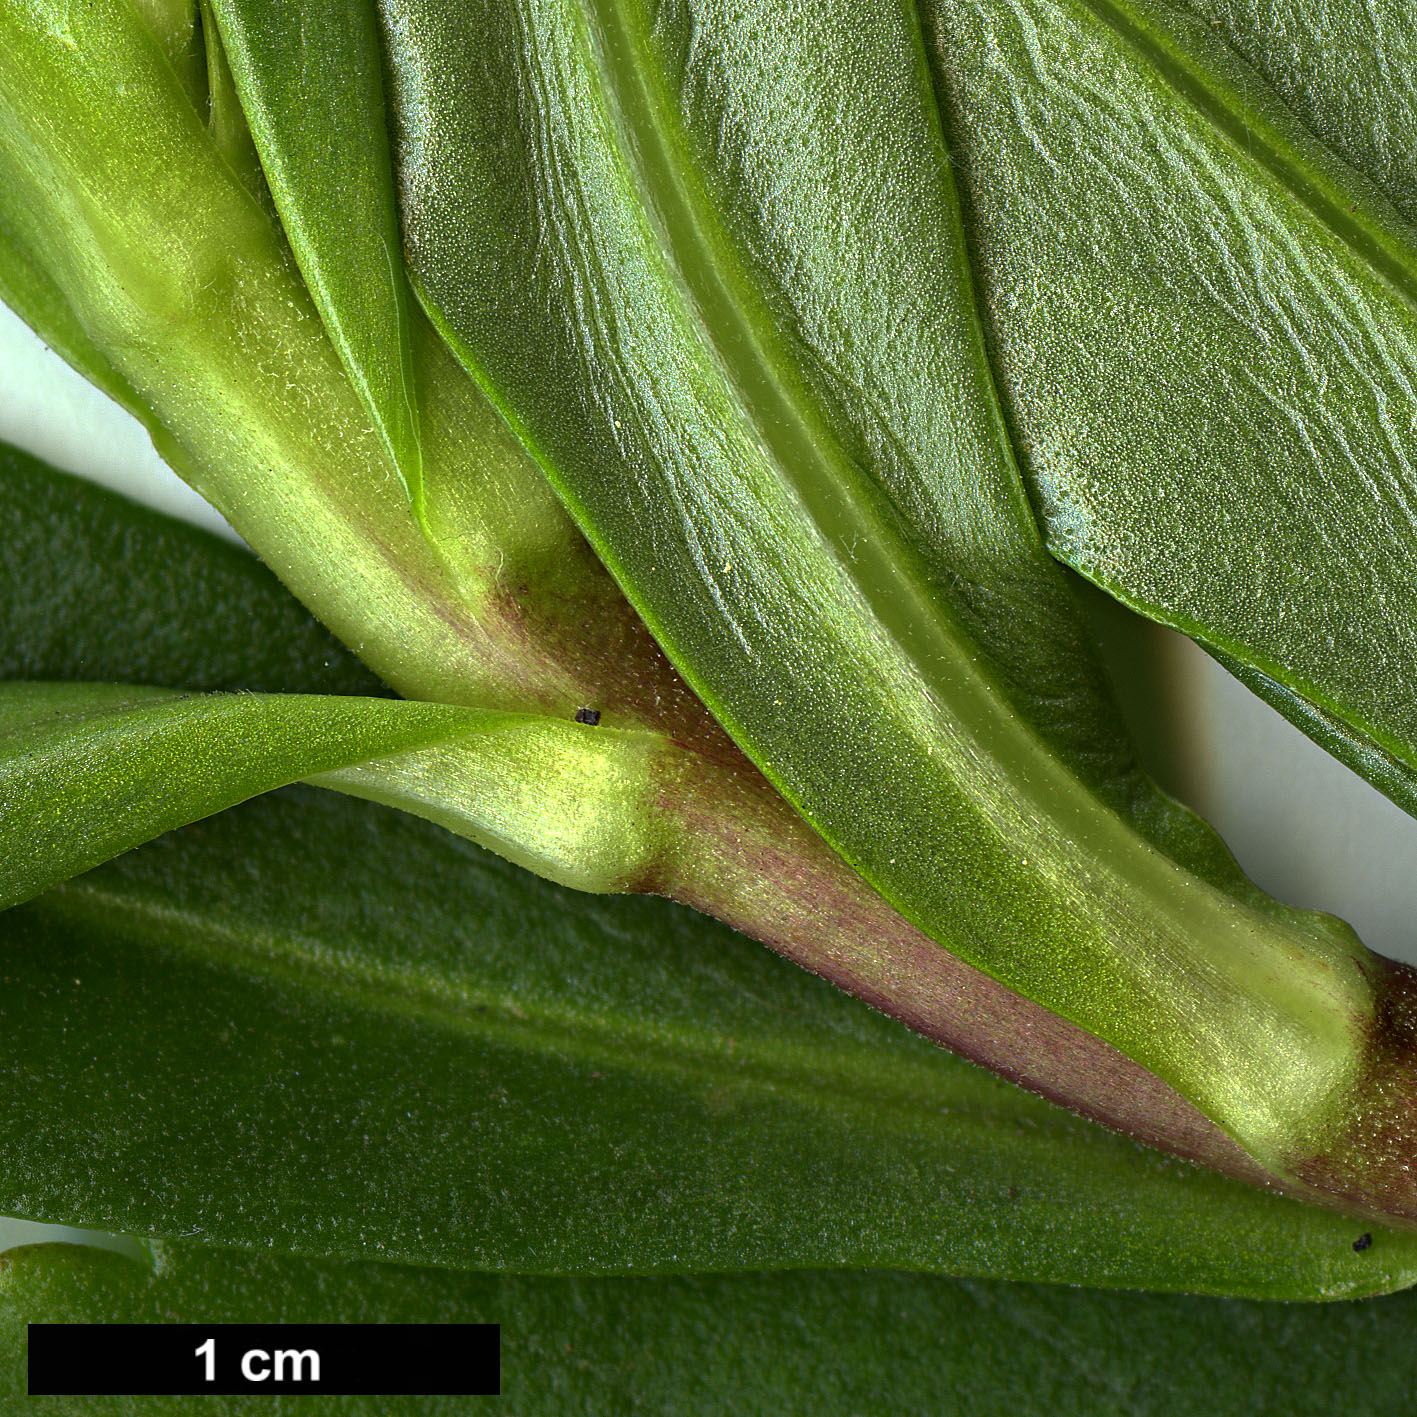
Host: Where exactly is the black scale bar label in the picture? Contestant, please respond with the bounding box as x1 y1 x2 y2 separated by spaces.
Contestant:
28 1323 500 1396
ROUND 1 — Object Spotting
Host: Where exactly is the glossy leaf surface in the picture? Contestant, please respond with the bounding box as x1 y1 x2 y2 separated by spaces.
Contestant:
6 1242 1417 1415
0 455 1408 1298
920 0 1417 805
383 0 1387 1178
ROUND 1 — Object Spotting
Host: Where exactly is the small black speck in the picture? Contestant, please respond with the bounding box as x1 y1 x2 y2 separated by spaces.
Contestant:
1354 1233 1373 1252
574 707 601 725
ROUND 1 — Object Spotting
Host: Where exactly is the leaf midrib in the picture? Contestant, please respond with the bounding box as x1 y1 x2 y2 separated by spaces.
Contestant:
574 0 1199 905
37 878 1104 1154
579 0 1009 714
1065 0 1417 318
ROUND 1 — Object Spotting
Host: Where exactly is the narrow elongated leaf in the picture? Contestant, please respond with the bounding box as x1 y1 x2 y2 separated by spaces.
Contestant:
383 0 1402 1192
6 785 1413 1298
919 0 1417 808
196 0 269 207
208 0 423 505
0 445 1362 1217
0 4 662 728
7 1242 1417 1416
0 674 690 908
1 448 1410 1296
0 682 474 909
130 0 206 108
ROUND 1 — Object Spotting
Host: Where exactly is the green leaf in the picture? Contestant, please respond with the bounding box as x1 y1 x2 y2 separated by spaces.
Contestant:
7 1242 1417 1415
0 444 383 696
13 0 1372 1213
382 0 1399 1190
0 3 651 727
8 785 1415 1298
1183 0 1417 227
919 0 1417 808
10 0 1417 1244
0 446 701 902
0 443 689 906
208 0 423 506
0 456 1409 1299
0 681 480 910
0 446 1348 1214
196 0 271 208
0 653 695 913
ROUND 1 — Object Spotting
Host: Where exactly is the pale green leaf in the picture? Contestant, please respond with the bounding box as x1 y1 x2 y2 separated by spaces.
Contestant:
210 0 423 504
0 682 473 910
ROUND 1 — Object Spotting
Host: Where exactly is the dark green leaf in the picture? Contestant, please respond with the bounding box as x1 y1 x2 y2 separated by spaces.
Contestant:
0 448 1408 1297
921 0 1417 808
6 783 1414 1298
6 1241 1417 1415
0 444 383 695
